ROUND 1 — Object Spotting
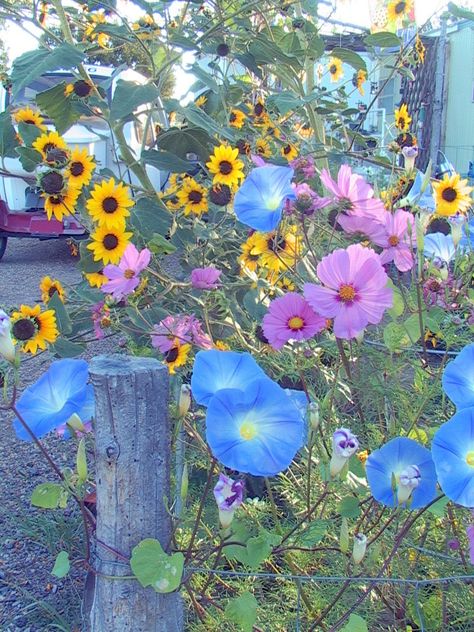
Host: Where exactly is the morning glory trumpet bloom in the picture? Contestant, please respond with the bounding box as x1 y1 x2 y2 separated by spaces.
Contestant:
233 165 295 231
205 378 305 476
13 359 94 441
365 437 437 509
423 232 456 265
191 349 267 406
442 343 474 410
431 408 474 508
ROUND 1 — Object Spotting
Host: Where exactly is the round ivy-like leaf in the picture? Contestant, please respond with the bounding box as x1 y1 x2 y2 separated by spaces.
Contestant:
130 538 184 593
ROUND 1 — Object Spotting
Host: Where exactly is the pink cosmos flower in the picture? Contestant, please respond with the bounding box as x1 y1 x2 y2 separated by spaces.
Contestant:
370 209 415 272
102 243 151 300
262 292 326 349
337 213 387 239
151 314 212 353
320 164 385 220
289 183 331 216
191 267 222 290
304 244 393 339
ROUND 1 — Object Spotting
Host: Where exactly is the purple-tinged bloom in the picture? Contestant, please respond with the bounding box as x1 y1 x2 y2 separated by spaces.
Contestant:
290 155 316 179
233 165 295 231
320 164 385 219
442 343 474 410
366 437 437 509
213 473 245 528
151 314 212 353
102 243 151 300
330 428 359 476
431 407 474 508
191 267 222 290
371 209 416 272
290 183 331 216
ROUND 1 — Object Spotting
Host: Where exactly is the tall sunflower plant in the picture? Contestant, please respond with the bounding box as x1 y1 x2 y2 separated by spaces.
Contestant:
0 1 473 629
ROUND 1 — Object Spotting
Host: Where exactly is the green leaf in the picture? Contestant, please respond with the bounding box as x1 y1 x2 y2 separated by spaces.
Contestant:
110 80 159 120
0 111 20 158
130 538 184 593
157 127 215 163
141 149 194 173
306 33 324 59
388 284 404 319
79 241 102 274
243 289 267 320
148 233 177 255
330 48 367 71
11 44 85 98
338 496 360 519
51 338 86 358
297 520 328 547
178 104 235 142
448 2 474 21
383 321 411 352
31 483 64 509
15 146 42 172
17 121 42 146
266 91 302 115
403 313 423 344
427 495 449 517
225 592 258 632
47 292 72 335
36 82 82 134
51 551 70 578
364 32 401 48
129 197 171 237
246 531 281 569
76 438 88 483
341 614 368 632
235 53 263 79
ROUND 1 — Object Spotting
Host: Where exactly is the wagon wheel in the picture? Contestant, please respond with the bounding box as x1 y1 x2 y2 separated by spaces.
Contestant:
0 236 7 261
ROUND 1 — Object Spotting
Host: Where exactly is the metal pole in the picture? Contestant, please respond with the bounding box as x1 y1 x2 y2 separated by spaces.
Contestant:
430 14 449 171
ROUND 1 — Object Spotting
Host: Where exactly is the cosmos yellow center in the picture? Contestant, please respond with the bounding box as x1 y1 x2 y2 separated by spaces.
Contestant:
240 421 257 441
124 269 135 279
466 451 474 467
288 316 304 331
388 235 399 246
338 284 356 302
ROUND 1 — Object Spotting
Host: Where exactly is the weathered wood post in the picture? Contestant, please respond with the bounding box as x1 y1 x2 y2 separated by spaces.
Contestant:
88 355 184 631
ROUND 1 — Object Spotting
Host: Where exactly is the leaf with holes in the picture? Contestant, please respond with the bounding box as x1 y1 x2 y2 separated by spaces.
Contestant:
130 538 184 593
31 483 64 509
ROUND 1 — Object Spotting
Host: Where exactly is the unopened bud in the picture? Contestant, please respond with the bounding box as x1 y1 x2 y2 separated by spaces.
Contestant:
178 384 191 417
352 533 367 564
180 462 189 505
307 401 320 430
0 311 16 363
339 517 349 553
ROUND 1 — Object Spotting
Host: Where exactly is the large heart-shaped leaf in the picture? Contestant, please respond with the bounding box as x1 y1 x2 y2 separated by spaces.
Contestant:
130 538 184 593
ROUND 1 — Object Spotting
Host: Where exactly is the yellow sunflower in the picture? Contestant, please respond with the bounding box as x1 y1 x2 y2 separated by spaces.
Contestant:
294 122 313 139
163 341 191 374
85 270 108 288
432 174 473 217
66 147 96 188
214 340 230 351
255 138 271 158
10 304 58 354
43 185 80 222
239 232 262 273
328 57 344 82
32 131 68 160
251 228 301 273
87 223 133 265
13 107 46 131
353 69 367 96
281 143 298 162
64 83 74 97
394 103 411 132
252 98 266 120
387 0 413 22
39 276 66 303
229 109 246 129
263 120 281 139
206 145 244 187
177 178 208 216
86 178 134 229
415 34 426 64
194 94 207 108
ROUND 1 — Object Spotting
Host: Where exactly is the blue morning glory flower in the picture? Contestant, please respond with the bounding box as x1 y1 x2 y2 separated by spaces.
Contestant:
205 378 305 476
442 343 474 410
405 170 435 213
423 233 455 264
365 437 437 509
191 350 267 406
14 359 94 441
431 408 474 508
233 165 295 232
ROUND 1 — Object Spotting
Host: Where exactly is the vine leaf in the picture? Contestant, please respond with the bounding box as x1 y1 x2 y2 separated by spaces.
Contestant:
130 538 184 593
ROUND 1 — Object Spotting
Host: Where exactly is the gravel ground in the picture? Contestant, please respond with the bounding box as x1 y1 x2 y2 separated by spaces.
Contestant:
0 238 111 632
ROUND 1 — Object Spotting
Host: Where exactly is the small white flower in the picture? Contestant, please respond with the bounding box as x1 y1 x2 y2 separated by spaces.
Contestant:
0 310 15 363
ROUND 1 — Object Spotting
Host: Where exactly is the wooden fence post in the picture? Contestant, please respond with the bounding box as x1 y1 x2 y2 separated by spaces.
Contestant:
87 354 184 632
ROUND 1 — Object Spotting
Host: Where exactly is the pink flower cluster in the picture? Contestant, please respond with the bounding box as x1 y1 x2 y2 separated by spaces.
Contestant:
287 183 331 217
262 292 326 349
151 314 212 353
321 165 415 272
102 243 151 300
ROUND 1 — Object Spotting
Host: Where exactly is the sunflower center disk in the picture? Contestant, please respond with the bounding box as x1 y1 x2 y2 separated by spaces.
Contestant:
48 286 59 298
330 65 337 74
102 197 119 213
441 187 457 202
395 1 406 13
388 235 400 246
12 318 37 341
219 160 233 175
123 269 135 279
239 421 257 441
103 234 119 250
165 347 179 363
338 284 356 302
288 316 304 331
466 451 474 467
188 190 203 203
70 162 85 176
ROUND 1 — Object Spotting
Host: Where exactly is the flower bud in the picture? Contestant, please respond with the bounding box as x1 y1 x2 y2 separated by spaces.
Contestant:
402 146 418 171
180 462 189 506
330 428 359 477
307 401 320 430
352 533 367 564
0 311 16 363
214 473 244 530
178 384 191 417
339 517 349 553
